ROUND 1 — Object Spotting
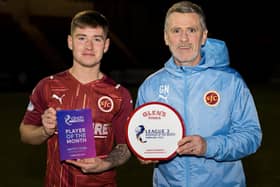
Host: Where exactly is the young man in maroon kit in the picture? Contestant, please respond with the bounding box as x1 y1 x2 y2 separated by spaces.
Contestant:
19 10 133 187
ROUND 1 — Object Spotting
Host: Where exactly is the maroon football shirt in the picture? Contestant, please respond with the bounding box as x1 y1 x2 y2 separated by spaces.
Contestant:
22 70 133 187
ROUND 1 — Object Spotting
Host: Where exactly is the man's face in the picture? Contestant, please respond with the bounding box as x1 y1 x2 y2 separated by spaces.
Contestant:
68 26 110 68
164 12 207 66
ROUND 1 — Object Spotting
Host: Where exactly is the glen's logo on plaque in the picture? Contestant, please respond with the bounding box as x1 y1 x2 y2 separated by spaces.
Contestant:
126 102 185 160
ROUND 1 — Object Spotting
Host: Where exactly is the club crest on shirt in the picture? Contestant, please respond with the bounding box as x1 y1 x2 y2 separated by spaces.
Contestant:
98 96 114 112
204 90 220 107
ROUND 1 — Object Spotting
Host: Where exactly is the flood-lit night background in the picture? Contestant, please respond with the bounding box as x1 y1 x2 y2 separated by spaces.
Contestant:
0 0 279 187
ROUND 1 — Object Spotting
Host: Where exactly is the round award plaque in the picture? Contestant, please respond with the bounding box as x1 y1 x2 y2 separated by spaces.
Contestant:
125 102 185 160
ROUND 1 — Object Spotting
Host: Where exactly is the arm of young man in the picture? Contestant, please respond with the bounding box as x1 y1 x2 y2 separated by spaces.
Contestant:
19 107 57 145
19 123 51 145
66 143 131 173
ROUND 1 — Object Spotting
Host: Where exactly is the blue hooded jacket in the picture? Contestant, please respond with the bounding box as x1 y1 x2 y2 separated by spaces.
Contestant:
136 38 262 187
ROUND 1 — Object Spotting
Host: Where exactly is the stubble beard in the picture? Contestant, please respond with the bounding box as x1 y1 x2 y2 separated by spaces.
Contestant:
174 51 200 66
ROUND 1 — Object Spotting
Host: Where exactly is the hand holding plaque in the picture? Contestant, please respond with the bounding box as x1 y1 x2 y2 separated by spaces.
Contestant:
125 102 185 160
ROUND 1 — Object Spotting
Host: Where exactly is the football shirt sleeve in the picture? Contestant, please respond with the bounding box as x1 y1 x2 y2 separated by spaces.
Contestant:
22 79 49 125
112 87 133 144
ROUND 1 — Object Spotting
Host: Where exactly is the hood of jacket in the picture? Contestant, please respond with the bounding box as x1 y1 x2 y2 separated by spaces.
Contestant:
164 38 230 76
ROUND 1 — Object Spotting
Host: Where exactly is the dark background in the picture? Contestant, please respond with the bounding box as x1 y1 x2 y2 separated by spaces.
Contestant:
0 1 279 186
0 0 279 91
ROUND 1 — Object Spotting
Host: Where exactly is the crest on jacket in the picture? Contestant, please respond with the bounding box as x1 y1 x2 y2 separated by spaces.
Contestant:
204 90 220 107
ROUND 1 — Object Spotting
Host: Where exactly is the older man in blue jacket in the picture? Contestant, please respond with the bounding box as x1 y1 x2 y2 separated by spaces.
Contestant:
135 1 262 187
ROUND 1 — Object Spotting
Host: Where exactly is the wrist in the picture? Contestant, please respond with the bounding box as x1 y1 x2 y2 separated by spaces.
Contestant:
42 126 52 138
